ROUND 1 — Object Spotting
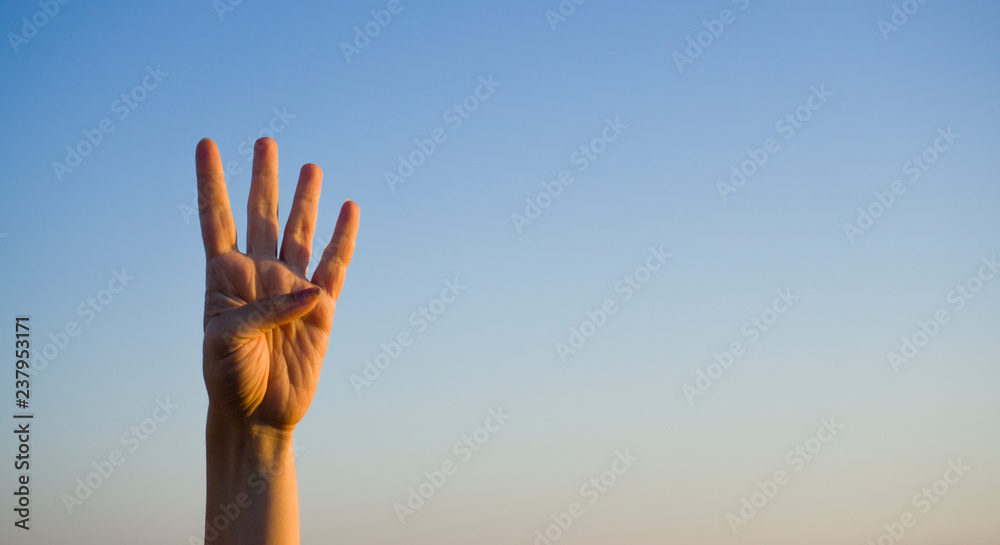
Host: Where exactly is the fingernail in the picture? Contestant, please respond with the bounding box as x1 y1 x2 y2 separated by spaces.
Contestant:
293 287 321 304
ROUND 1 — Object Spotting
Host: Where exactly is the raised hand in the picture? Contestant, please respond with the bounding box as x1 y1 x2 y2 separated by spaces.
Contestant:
195 137 359 432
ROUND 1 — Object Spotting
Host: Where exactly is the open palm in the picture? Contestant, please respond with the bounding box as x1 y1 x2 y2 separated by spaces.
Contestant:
196 137 359 430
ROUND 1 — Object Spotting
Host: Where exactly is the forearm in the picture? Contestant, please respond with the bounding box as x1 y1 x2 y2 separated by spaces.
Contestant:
204 408 300 545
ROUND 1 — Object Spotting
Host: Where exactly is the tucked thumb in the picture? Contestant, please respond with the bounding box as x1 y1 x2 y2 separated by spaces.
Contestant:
212 287 322 343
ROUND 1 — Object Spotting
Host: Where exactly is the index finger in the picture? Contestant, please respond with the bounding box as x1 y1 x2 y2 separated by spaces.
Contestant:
195 138 238 259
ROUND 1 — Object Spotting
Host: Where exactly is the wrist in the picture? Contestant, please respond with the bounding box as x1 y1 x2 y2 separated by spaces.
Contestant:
206 406 297 481
207 406 296 445
204 406 300 544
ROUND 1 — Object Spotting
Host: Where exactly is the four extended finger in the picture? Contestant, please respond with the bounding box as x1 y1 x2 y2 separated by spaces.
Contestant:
312 200 360 300
195 138 238 259
247 137 280 257
279 163 323 275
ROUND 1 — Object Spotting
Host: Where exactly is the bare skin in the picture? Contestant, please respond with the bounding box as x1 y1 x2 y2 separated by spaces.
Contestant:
195 136 359 544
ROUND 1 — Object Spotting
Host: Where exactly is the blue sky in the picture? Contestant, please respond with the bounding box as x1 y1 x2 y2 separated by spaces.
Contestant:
1 1 999 543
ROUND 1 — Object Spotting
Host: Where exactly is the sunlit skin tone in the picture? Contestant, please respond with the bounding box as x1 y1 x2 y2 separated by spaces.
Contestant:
195 137 359 545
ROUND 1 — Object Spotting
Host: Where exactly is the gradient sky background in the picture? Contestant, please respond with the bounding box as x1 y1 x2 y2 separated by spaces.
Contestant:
1 1 999 543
